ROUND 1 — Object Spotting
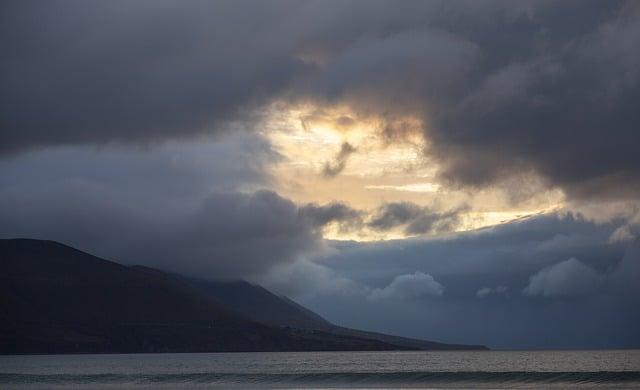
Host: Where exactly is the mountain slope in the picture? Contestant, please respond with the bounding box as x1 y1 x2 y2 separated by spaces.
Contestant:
0 239 404 353
173 274 333 330
177 274 488 350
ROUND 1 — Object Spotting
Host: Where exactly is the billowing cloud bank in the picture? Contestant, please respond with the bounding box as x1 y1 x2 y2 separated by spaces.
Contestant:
0 140 465 279
3 0 640 198
291 213 640 349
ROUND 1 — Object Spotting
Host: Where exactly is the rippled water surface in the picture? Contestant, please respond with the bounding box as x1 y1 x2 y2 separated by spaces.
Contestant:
1 350 639 389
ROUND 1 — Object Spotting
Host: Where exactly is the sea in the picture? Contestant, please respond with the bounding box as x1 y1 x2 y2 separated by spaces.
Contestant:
1 350 639 389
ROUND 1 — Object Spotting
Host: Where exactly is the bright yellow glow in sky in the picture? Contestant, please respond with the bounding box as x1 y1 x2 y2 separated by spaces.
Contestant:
261 103 565 241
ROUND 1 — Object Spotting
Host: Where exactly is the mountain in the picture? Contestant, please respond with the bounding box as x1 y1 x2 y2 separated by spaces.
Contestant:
0 239 400 353
170 273 333 330
177 273 488 351
0 239 487 353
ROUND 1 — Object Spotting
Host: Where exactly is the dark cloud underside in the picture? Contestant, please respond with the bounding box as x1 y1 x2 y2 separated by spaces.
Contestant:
0 0 307 153
2 1 639 199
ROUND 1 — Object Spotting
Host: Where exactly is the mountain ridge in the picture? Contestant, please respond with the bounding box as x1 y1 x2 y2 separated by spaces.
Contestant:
0 238 488 353
176 271 488 351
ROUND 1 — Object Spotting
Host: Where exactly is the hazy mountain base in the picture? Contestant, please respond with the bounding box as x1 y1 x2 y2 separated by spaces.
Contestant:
177 271 488 351
0 239 487 353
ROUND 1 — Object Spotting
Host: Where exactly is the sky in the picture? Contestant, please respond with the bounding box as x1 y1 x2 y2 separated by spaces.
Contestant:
1 0 639 349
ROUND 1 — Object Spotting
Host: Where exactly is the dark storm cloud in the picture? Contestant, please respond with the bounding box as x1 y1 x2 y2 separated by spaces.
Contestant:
0 0 308 154
288 0 640 199
3 1 639 199
368 202 465 235
138 190 326 278
0 186 329 279
0 137 337 280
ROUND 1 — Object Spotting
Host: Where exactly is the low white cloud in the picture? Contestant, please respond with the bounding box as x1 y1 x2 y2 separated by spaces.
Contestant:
368 271 443 301
609 243 640 295
609 225 635 243
523 258 603 297
476 285 508 298
259 259 368 299
609 211 640 243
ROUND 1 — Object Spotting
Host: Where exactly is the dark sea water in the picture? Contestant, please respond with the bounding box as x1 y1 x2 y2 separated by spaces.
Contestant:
1 350 639 389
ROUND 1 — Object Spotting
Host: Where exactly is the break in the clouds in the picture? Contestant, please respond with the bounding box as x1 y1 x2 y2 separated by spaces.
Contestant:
2 0 640 198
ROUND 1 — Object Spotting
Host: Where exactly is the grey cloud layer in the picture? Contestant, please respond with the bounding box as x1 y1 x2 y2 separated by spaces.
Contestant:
2 1 640 198
0 139 461 279
0 136 637 348
0 185 327 279
294 213 640 348
0 136 323 279
1 0 308 154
